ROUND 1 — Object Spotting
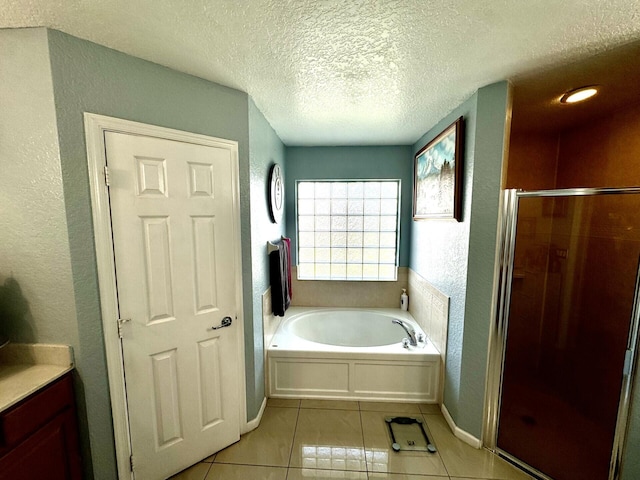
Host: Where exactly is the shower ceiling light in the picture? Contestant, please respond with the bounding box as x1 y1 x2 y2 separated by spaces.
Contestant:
560 86 599 104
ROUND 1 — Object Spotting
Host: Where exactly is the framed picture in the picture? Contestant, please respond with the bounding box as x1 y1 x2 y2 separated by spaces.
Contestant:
413 117 464 221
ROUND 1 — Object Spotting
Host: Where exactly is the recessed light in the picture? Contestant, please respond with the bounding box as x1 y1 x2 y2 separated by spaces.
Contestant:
560 86 599 104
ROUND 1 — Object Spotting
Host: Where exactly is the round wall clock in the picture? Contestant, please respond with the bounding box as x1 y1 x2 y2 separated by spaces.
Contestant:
268 164 284 223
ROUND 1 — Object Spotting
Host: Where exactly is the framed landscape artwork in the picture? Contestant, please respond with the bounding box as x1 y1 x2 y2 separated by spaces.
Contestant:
413 117 464 221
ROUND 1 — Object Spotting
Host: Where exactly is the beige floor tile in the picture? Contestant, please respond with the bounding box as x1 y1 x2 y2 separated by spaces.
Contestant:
286 467 367 479
214 407 298 467
425 414 533 479
201 454 216 463
360 411 448 476
359 402 422 413
206 464 287 479
418 403 441 415
369 474 448 480
301 399 359 410
289 409 366 471
169 462 211 479
267 397 301 408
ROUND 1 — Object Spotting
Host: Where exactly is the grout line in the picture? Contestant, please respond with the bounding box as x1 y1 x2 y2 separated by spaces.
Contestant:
201 461 213 480
358 405 368 476
285 400 301 472
422 412 451 479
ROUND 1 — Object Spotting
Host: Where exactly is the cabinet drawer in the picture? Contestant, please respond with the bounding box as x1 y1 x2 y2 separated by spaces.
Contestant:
0 374 74 448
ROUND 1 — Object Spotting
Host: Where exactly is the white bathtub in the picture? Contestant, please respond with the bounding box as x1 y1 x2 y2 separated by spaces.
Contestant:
267 307 441 403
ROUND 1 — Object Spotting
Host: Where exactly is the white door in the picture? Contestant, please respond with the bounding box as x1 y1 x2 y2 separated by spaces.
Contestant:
105 131 240 479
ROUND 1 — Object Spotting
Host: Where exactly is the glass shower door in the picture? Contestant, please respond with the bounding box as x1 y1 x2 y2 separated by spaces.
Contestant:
496 190 640 480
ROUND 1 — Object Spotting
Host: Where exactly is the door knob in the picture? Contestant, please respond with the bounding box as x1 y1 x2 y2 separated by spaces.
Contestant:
212 316 233 330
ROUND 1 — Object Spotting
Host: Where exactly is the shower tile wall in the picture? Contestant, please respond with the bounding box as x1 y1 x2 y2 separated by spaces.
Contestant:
502 101 640 480
290 266 409 308
408 269 450 402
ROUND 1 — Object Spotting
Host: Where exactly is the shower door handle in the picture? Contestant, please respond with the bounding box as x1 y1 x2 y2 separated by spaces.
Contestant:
212 317 233 330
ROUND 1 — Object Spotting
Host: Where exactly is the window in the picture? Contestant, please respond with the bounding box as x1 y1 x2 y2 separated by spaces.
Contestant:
296 180 400 281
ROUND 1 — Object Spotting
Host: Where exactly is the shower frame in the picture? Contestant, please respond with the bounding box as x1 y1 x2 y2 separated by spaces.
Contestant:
484 187 640 480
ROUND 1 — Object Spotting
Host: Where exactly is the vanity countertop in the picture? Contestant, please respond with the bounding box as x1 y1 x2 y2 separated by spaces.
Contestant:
0 343 74 413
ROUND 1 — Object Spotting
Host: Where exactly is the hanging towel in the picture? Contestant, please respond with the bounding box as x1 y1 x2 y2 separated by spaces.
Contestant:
269 240 291 317
282 236 293 301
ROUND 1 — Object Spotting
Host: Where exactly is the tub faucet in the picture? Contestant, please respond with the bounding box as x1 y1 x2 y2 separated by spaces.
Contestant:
392 319 418 347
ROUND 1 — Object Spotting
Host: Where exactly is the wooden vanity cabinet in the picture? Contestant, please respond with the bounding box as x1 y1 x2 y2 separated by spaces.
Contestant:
0 373 82 480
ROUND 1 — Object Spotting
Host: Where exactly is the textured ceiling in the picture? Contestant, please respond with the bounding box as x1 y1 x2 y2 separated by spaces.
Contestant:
2 0 640 145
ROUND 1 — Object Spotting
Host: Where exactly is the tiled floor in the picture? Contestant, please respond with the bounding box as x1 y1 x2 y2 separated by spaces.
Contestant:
170 399 534 480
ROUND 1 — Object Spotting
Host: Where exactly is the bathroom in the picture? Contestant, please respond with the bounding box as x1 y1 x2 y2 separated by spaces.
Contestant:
1 7 640 480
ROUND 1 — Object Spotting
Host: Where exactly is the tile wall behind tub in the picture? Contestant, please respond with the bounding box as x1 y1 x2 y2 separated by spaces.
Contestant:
289 267 409 308
408 268 450 403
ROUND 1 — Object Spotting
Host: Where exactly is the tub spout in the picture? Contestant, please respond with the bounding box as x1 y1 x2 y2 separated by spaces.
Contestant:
392 319 418 346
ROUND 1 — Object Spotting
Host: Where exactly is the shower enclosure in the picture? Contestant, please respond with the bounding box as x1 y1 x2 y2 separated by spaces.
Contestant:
485 188 640 480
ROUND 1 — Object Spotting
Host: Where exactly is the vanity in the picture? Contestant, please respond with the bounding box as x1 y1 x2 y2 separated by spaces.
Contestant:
0 344 81 479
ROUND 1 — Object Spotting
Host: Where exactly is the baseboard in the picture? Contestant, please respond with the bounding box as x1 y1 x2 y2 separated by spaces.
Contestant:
242 397 267 434
441 403 482 449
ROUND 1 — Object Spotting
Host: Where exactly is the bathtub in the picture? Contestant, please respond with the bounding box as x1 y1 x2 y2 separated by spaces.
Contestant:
267 307 441 403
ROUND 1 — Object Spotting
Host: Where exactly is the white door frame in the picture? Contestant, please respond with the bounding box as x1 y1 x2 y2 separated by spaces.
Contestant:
84 113 247 479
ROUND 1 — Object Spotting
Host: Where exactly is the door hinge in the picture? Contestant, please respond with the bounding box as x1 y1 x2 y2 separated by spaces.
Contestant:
117 318 131 339
129 454 134 472
104 165 110 187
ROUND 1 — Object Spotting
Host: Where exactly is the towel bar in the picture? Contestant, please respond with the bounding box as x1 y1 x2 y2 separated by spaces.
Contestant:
267 236 287 254
267 240 280 254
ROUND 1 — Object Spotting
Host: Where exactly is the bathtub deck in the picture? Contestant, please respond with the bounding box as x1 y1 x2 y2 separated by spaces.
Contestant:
267 307 441 403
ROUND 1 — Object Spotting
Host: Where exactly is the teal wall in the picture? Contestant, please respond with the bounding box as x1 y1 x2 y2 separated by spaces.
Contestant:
247 98 286 417
46 29 257 479
411 95 476 423
0 28 80 349
284 146 413 266
410 82 510 438
459 82 510 436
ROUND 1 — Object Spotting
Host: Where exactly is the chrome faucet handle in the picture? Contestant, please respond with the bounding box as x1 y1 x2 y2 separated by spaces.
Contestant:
417 333 425 343
402 338 410 349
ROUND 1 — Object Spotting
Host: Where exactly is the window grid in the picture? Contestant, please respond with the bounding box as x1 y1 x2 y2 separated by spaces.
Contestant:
297 180 399 281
